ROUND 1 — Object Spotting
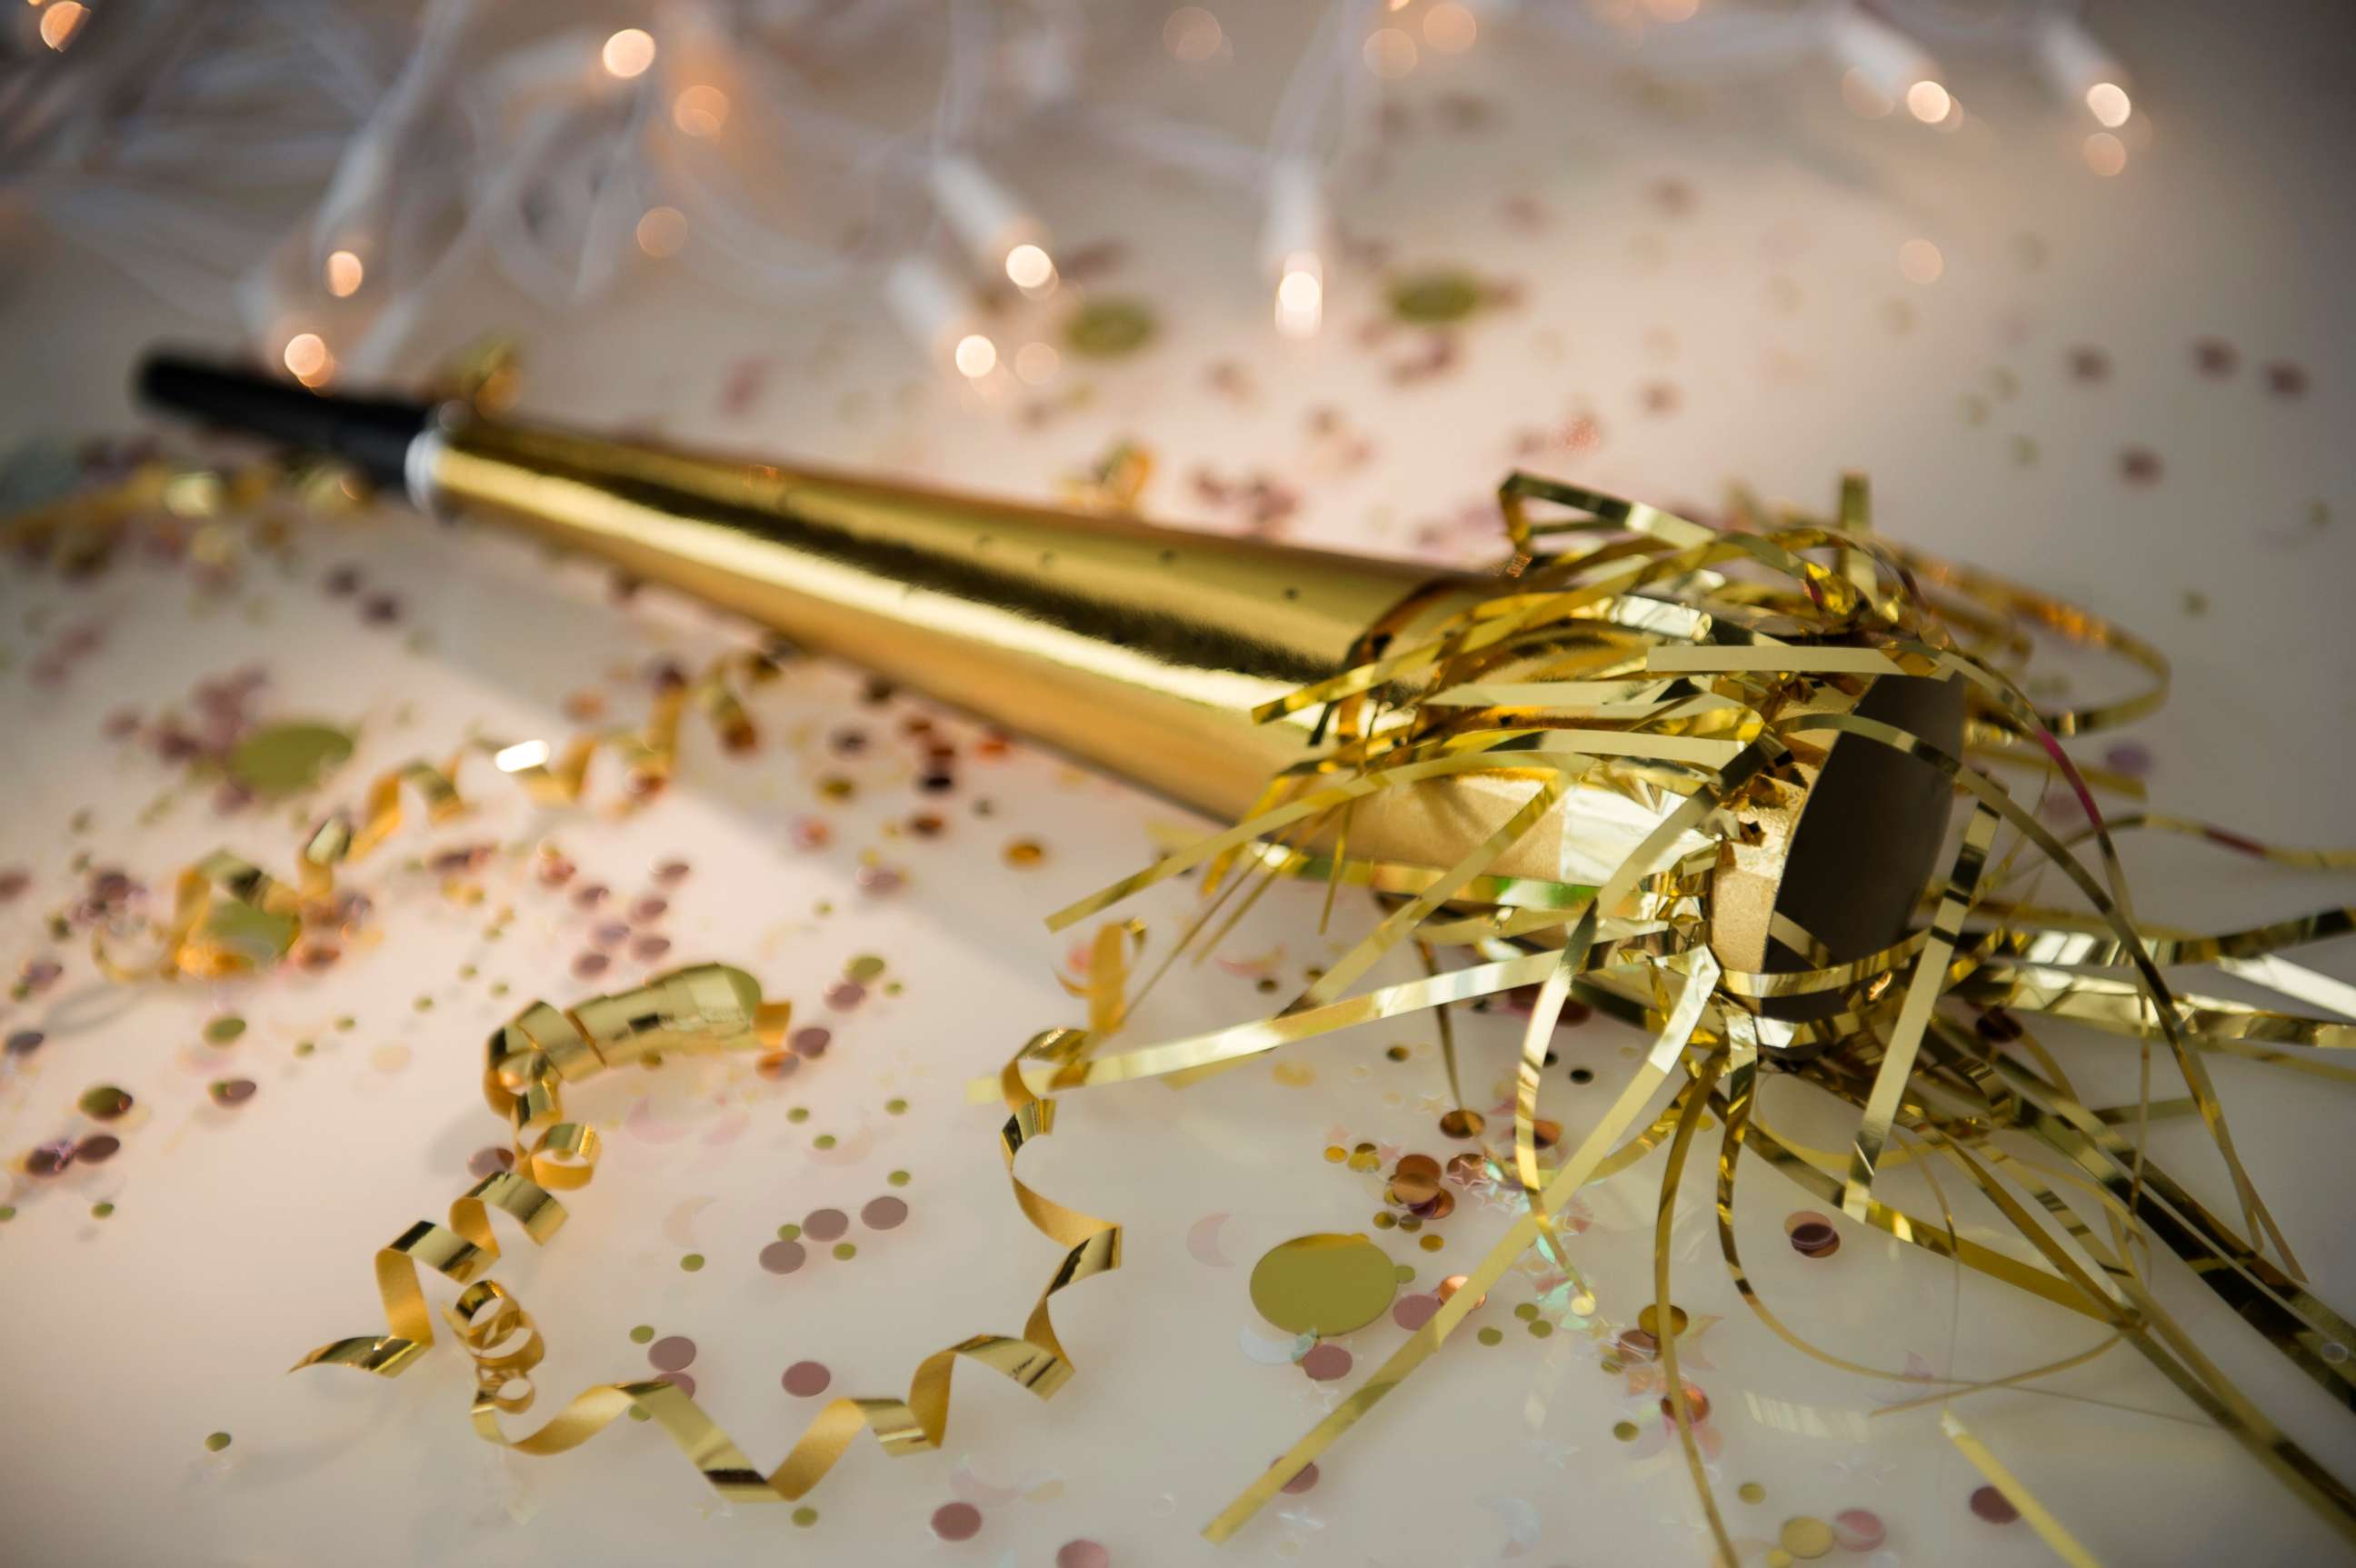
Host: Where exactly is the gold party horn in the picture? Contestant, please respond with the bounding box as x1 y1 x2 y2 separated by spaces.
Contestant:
135 352 1958 985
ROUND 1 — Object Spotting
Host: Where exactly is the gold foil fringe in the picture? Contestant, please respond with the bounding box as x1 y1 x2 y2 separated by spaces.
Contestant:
984 474 2356 1555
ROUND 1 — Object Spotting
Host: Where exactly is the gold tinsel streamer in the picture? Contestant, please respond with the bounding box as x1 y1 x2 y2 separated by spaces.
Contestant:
30 439 2356 1550
298 947 1124 1501
90 645 784 981
973 474 2356 1553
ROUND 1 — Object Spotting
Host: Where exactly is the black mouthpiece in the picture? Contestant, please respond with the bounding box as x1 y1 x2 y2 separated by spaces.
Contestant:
135 350 434 490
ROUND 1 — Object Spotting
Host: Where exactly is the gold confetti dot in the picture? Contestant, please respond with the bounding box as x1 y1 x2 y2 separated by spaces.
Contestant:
792 1506 818 1527
227 722 354 795
888 1169 911 1186
1780 1516 1835 1559
1417 1233 1443 1253
92 1201 115 1218
777 1223 802 1242
1439 1108 1484 1138
1003 838 1046 867
1740 1481 1767 1504
814 1134 837 1150
832 1242 856 1261
1249 1233 1399 1336
1637 1303 1689 1339
1612 1420 1639 1441
680 1253 704 1272
1479 1327 1505 1346
630 1324 654 1343
885 1097 908 1115
845 954 885 983
204 1015 246 1044
1323 1144 1347 1163
204 1432 232 1453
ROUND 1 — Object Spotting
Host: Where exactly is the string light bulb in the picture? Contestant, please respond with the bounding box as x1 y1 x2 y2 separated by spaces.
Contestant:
1261 157 1328 340
601 28 656 80
1826 8 1943 128
2033 15 2131 127
928 155 1054 295
672 85 728 138
953 334 998 379
884 255 981 372
1274 255 1323 339
283 333 333 386
1004 242 1056 294
324 250 364 298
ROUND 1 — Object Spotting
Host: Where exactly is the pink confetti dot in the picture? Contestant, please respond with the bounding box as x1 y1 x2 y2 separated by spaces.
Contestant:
791 1027 832 1059
803 1208 849 1242
648 1335 696 1373
1300 1343 1353 1381
1392 1293 1442 1330
931 1502 983 1542
1280 1461 1319 1495
760 1240 807 1274
1970 1484 2020 1524
1056 1543 1111 1568
659 1370 695 1398
862 1195 909 1230
1833 1509 1886 1551
783 1360 832 1397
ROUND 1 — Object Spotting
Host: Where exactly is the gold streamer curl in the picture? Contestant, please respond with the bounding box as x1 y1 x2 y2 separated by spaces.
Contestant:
300 944 1123 1503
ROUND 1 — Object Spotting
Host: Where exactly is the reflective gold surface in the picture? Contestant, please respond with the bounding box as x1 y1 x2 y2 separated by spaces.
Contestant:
428 418 1686 889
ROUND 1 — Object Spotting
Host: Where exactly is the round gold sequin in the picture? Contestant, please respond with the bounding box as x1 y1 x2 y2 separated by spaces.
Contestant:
1248 1233 1398 1336
1003 838 1046 868
1739 1482 1767 1504
204 1432 232 1453
1612 1420 1639 1442
79 1084 134 1119
1390 1153 1442 1204
1637 1303 1689 1340
1438 1108 1484 1139
1779 1516 1834 1559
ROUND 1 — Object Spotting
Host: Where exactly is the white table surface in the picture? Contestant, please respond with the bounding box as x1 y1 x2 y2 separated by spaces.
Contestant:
4 4 2354 1563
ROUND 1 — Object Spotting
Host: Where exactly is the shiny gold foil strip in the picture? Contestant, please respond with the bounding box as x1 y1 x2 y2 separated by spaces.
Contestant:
298 959 1123 1504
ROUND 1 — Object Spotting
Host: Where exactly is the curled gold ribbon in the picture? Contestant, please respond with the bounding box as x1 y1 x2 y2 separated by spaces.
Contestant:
301 947 1124 1504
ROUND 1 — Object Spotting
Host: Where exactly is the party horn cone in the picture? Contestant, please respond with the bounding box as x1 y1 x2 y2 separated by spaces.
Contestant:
135 350 1958 982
